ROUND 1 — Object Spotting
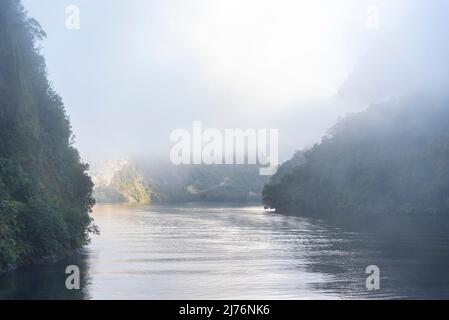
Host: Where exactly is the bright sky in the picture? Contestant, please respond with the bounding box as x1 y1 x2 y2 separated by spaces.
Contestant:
161 0 349 102
22 0 449 161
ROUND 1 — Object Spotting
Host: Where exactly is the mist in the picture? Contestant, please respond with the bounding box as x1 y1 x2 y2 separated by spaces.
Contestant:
4 0 449 300
21 0 449 163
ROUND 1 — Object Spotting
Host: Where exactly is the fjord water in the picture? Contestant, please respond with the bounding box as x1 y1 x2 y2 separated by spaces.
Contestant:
1 203 449 299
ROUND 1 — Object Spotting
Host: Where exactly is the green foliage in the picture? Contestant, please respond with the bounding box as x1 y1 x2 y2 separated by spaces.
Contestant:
94 161 267 204
143 163 268 203
0 0 95 271
95 163 150 204
263 97 449 217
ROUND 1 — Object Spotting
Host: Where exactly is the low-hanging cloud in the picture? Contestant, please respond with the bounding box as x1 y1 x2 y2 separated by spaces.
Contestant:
21 0 449 163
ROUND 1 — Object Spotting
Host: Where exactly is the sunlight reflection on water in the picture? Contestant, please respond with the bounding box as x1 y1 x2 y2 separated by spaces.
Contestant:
2 203 449 299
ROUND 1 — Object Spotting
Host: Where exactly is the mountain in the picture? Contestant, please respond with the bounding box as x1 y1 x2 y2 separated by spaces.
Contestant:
91 160 150 204
0 1 95 271
263 97 449 217
92 159 268 204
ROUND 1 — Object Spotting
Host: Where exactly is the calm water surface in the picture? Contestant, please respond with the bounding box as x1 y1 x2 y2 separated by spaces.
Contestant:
2 203 449 299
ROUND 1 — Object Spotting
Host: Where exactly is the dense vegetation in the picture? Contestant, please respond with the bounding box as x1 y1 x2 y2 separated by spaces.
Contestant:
143 163 268 203
94 163 150 204
94 160 268 204
263 97 449 217
0 0 95 271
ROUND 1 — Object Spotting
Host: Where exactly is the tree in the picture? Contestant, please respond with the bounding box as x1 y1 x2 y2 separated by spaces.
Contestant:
0 0 95 271
263 97 449 217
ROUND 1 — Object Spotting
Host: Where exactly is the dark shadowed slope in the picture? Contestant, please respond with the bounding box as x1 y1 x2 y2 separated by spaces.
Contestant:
264 97 449 217
0 0 95 271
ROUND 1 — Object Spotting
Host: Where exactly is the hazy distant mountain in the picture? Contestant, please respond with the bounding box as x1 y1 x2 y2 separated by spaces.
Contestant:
92 160 268 204
92 160 150 204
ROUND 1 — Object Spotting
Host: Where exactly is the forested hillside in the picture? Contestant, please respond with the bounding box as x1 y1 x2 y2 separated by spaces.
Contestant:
93 161 151 204
0 0 95 271
93 160 267 204
263 97 449 217
142 163 268 203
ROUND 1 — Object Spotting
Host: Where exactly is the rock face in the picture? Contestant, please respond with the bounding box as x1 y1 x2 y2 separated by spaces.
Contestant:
91 160 151 204
91 159 268 204
90 159 131 190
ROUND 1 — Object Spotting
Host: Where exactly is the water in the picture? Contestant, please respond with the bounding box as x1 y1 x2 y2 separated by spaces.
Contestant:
2 203 449 300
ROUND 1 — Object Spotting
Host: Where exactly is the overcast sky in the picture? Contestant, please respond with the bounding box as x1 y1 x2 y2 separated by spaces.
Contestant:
22 0 449 163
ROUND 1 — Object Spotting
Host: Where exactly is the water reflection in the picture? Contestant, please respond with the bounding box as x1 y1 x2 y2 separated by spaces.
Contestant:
0 254 90 300
1 204 449 299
